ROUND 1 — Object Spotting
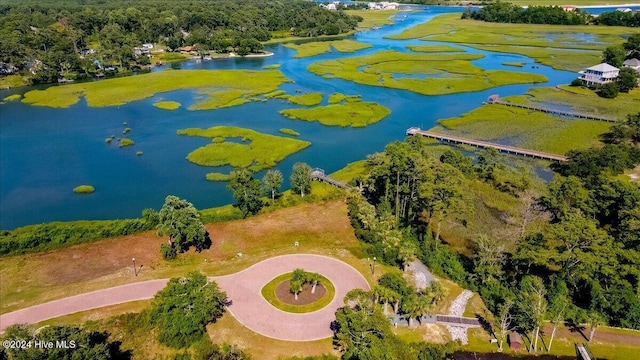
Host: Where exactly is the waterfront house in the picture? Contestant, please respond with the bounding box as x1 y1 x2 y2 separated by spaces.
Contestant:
623 58 640 73
578 63 620 86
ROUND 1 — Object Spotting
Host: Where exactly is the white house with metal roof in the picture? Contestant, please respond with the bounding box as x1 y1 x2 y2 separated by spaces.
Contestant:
578 63 620 86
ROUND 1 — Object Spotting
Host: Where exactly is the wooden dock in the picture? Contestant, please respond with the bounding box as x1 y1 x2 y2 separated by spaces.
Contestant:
486 99 617 122
406 127 567 162
311 168 351 190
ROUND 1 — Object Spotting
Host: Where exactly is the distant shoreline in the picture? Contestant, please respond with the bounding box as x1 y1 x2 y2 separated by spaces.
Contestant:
578 4 640 8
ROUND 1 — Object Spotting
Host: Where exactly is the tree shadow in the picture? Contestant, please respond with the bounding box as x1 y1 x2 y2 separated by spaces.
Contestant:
475 314 495 337
566 319 589 341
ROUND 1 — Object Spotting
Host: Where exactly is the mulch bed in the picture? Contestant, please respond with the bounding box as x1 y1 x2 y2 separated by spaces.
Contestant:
275 280 326 305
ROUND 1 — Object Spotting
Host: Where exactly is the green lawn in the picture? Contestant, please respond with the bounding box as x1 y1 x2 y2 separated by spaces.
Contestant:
22 69 290 110
280 99 391 127
177 126 311 173
260 272 336 313
308 50 547 96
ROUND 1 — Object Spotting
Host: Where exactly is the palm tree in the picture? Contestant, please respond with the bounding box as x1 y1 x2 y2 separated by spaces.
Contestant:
307 272 321 294
402 295 421 327
416 295 433 324
290 279 304 301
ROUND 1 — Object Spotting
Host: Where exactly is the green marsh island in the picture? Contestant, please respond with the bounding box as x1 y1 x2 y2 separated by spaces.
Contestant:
177 126 311 175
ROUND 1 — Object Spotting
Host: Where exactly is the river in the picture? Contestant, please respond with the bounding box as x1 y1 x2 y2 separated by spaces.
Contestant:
0 6 604 229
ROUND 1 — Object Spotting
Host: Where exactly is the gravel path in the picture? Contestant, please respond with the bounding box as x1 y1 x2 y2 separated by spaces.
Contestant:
406 260 435 290
445 289 474 344
0 254 369 341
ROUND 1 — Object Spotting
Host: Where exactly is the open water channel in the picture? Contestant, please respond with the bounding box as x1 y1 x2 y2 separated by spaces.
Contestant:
0 6 620 229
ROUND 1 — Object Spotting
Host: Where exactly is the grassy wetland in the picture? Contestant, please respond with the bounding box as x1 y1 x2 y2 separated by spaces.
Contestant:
284 39 372 58
177 126 311 172
308 50 547 96
280 98 391 127
21 69 290 109
389 13 633 71
437 103 612 155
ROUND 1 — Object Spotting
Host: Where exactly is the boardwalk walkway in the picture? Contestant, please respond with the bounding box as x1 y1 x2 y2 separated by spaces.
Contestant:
486 99 617 122
311 168 351 190
406 128 567 162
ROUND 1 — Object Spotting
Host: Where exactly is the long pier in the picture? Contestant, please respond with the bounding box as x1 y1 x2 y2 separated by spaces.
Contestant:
485 99 617 122
406 127 567 162
311 168 351 190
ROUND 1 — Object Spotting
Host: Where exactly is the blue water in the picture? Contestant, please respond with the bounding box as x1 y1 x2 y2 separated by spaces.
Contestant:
0 6 582 229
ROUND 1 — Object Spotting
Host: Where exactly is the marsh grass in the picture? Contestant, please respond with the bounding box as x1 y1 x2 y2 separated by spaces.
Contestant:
280 100 391 127
153 101 181 110
528 87 640 120
22 69 290 109
284 92 323 106
177 126 311 172
473 45 601 71
260 273 335 313
308 51 547 96
502 62 525 67
119 138 134 147
279 128 300 136
0 75 26 89
2 94 21 101
438 104 611 154
406 45 466 53
329 160 367 183
328 93 361 104
284 39 372 58
346 9 397 29
206 173 232 182
390 13 631 50
389 13 633 71
73 185 95 194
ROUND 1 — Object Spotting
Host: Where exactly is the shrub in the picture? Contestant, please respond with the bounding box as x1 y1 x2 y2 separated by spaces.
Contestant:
137 151 143 156
598 82 619 98
570 78 584 87
0 209 158 256
160 243 177 260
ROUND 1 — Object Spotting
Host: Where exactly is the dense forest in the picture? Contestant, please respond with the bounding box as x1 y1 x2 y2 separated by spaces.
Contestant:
345 112 640 340
462 2 638 26
0 0 360 83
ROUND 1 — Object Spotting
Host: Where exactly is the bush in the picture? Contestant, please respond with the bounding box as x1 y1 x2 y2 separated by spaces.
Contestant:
0 209 158 256
570 78 584 87
160 243 177 260
598 82 619 98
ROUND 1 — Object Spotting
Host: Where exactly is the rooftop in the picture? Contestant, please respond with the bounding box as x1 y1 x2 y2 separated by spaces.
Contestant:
586 63 620 72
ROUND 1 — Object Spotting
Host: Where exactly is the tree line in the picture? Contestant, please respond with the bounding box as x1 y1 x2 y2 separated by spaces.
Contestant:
0 0 360 83
344 112 640 350
462 2 592 25
463 2 640 27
